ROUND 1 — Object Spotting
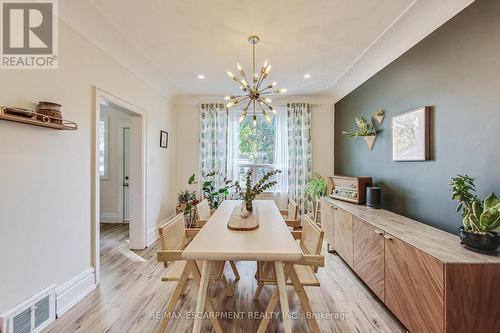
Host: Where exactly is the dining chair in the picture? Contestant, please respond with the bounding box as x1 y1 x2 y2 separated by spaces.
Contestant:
279 197 301 229
195 199 241 281
254 215 325 333
155 214 231 333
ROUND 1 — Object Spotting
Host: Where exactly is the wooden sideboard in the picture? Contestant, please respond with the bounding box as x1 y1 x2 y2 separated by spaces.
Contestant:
320 197 500 333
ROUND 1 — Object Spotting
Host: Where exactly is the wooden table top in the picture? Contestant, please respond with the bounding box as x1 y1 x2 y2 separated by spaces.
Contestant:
323 197 500 264
182 200 303 261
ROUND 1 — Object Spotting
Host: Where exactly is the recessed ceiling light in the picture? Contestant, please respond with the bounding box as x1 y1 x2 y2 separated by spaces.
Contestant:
197 74 205 79
303 74 311 79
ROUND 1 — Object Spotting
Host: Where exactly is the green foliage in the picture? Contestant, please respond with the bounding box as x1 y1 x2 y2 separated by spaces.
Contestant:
305 173 327 200
188 171 238 209
239 115 276 163
177 190 196 204
235 169 282 211
450 175 500 233
342 116 377 138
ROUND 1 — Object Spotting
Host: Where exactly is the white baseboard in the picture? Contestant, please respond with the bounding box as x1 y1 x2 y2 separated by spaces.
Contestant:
55 268 96 317
100 213 122 223
146 214 176 247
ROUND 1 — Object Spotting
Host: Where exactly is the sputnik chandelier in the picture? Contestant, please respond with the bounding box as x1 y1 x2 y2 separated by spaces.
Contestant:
224 35 287 126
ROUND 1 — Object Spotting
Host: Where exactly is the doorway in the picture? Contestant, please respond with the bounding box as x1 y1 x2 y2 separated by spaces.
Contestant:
93 88 147 284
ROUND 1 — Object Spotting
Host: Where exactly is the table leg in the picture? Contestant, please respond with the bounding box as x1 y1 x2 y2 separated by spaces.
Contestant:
275 261 292 333
187 261 223 333
257 288 280 333
287 264 320 333
192 260 211 333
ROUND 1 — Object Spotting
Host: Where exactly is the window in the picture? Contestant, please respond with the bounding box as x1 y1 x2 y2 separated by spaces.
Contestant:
98 117 108 179
235 110 286 192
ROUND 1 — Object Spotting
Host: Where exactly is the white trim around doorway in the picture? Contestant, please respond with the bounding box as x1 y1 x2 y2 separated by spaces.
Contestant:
93 87 148 284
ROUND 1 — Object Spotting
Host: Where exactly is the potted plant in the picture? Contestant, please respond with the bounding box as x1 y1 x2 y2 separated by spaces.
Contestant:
305 173 328 216
342 115 378 150
236 169 281 217
188 171 237 209
450 174 500 252
177 190 197 209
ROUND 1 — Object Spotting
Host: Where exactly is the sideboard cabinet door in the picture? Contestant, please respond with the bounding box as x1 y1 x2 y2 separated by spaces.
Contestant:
353 217 385 300
320 199 335 251
334 207 354 268
385 235 444 333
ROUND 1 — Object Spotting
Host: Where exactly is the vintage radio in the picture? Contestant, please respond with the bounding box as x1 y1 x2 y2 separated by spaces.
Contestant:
328 175 373 204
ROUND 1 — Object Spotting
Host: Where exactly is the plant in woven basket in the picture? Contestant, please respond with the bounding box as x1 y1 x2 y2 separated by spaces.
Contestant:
235 169 282 215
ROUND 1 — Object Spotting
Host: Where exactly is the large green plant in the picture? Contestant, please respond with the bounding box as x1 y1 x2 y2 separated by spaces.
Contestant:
188 171 237 209
236 169 282 211
450 174 500 233
342 116 377 137
305 173 327 200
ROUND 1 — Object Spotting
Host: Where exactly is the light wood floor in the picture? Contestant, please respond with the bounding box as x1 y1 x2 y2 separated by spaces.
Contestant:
44 223 405 333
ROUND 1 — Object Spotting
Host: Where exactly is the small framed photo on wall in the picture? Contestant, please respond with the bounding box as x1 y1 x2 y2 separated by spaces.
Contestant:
391 106 430 161
160 130 168 148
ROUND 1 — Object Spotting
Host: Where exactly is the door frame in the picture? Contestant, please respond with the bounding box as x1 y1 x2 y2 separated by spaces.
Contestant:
92 87 148 284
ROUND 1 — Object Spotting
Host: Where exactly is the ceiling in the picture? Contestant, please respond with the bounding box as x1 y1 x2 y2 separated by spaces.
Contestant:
60 0 475 101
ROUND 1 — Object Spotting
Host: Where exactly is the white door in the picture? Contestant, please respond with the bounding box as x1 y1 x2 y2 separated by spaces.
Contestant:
123 127 130 222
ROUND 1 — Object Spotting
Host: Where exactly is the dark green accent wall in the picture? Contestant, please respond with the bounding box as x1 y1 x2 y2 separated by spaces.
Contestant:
334 0 500 234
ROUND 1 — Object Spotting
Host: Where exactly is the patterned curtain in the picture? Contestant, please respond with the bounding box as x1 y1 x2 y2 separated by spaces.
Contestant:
199 104 228 187
287 103 312 217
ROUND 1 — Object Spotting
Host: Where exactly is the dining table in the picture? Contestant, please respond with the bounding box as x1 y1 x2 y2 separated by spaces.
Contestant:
182 199 303 333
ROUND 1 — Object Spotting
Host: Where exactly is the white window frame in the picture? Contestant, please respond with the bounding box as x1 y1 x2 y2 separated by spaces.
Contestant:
99 116 109 180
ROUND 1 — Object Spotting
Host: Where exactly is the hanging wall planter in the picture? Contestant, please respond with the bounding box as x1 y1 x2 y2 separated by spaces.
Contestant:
364 135 376 150
373 109 385 124
342 115 379 151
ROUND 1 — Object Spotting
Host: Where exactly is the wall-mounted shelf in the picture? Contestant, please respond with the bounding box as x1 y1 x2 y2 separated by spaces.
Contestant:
0 109 77 130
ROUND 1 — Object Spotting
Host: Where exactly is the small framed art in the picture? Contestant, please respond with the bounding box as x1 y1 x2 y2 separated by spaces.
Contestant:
160 130 168 148
391 106 430 161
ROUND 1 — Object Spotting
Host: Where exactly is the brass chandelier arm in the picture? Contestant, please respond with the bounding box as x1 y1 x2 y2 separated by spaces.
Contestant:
225 35 286 125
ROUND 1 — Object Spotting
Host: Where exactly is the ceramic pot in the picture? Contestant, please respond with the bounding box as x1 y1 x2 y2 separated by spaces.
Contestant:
240 201 253 218
459 227 500 252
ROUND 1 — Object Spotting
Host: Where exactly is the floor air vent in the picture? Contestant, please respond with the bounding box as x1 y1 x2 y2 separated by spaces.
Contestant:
1 285 55 333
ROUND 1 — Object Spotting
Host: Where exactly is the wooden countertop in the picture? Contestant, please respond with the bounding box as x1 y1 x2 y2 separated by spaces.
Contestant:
322 197 500 264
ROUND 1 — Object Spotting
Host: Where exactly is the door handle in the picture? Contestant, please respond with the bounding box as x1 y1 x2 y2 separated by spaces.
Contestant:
383 234 393 240
374 230 384 236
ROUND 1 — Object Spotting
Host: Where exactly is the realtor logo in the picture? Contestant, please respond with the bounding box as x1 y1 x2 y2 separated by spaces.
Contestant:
1 0 58 69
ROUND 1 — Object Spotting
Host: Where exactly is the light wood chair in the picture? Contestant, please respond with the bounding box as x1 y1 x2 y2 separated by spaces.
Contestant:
194 199 240 281
254 215 325 333
156 214 232 333
279 198 301 229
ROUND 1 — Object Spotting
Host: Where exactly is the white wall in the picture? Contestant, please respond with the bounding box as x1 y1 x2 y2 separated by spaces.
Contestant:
0 21 176 314
173 101 335 199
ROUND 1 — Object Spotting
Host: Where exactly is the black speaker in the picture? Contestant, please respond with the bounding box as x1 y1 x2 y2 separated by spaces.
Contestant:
366 187 381 209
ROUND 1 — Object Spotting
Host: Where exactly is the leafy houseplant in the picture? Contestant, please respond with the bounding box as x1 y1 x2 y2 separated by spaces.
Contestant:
450 174 500 252
305 173 328 216
188 171 237 209
305 173 327 200
236 169 282 217
342 116 379 150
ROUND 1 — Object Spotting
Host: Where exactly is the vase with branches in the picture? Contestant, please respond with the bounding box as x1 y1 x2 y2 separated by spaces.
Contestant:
236 169 282 217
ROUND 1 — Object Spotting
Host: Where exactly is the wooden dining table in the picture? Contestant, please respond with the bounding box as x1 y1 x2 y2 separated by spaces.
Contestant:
182 199 303 333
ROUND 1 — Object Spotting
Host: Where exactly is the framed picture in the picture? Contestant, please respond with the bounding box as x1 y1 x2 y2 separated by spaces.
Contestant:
391 106 430 161
160 130 168 148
